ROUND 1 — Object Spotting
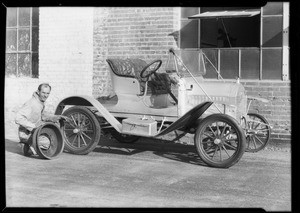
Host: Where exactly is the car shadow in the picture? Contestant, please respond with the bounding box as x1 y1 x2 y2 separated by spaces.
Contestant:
93 136 154 155
153 149 208 167
6 136 208 166
94 136 208 166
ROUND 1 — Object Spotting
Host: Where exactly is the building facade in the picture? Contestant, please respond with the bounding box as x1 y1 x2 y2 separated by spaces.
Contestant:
5 3 290 144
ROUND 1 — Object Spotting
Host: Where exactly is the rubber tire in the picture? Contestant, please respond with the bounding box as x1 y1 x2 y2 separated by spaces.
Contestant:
111 129 140 143
194 114 246 168
246 113 271 152
62 106 101 155
35 127 62 159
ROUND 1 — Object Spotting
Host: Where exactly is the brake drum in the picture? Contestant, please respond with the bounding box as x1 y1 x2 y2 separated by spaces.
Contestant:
32 122 64 159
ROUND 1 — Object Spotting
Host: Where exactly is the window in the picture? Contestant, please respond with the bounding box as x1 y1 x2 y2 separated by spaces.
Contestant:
180 2 289 81
6 7 39 78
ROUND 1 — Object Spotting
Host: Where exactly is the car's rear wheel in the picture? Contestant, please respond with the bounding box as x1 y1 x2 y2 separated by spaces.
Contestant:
246 113 271 152
62 106 101 155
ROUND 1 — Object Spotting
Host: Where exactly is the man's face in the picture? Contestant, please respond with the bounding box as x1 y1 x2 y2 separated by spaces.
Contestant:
38 86 51 102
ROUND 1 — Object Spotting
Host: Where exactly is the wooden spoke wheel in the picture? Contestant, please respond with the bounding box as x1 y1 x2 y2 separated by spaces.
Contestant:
194 114 246 168
245 113 271 152
62 106 101 155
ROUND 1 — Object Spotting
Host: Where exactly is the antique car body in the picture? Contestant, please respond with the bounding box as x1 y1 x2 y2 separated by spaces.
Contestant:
54 48 270 168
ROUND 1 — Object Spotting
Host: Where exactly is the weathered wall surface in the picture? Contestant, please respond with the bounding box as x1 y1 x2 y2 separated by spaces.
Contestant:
5 7 94 139
242 81 291 144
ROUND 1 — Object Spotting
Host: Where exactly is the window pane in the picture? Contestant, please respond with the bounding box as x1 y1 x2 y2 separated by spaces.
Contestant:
199 8 260 48
32 53 39 78
262 17 283 47
262 49 282 80
32 27 39 52
32 7 39 26
179 50 201 76
241 49 260 79
181 7 199 18
201 19 218 48
5 54 17 76
6 29 17 52
202 49 218 79
180 20 199 48
263 2 283 15
18 7 31 26
6 7 17 27
18 28 30 51
18 53 31 77
220 49 239 79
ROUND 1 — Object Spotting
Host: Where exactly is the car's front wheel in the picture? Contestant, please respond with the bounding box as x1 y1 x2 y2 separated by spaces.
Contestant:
194 114 246 168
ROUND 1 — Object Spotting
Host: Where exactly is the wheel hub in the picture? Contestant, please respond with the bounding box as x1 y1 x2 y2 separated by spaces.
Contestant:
214 138 222 145
73 128 80 134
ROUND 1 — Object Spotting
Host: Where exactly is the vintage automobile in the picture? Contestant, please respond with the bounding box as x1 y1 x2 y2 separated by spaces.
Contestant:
54 48 271 168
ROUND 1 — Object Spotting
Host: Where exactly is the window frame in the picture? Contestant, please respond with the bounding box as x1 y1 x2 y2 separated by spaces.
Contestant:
179 3 289 81
5 7 39 78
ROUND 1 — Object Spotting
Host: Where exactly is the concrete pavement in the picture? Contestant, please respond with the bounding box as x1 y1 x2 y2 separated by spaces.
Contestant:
5 136 291 210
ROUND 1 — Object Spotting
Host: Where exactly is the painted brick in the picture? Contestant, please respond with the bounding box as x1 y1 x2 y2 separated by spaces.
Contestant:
93 7 180 97
5 7 94 138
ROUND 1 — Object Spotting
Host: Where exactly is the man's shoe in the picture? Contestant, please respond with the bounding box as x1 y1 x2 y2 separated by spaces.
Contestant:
22 143 33 156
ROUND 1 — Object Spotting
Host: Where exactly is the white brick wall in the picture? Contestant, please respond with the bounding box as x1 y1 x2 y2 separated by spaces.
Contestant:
5 7 94 140
39 7 94 99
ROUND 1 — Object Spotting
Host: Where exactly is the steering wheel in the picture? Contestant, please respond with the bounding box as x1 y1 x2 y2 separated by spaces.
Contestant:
140 60 162 79
140 59 178 104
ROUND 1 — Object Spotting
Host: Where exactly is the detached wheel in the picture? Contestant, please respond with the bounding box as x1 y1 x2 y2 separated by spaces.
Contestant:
194 114 246 168
62 106 101 155
33 123 64 159
246 113 271 152
111 129 140 143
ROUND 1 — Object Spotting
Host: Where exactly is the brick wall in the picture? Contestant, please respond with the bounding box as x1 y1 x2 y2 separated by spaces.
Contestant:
242 81 291 144
93 7 180 97
5 7 94 140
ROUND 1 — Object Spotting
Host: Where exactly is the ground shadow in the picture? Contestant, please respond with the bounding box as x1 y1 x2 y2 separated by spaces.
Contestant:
95 136 208 166
5 139 24 156
153 149 208 167
6 136 207 166
92 136 146 155
5 139 45 159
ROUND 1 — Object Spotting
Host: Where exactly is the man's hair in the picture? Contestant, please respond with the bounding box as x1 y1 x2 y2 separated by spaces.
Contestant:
38 83 51 91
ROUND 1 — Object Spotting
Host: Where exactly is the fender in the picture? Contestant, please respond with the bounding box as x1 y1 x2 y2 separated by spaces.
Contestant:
54 95 122 132
155 101 213 137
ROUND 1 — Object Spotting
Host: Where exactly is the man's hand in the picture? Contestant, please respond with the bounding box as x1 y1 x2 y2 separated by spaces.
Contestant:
59 115 70 121
51 115 70 123
35 120 45 128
